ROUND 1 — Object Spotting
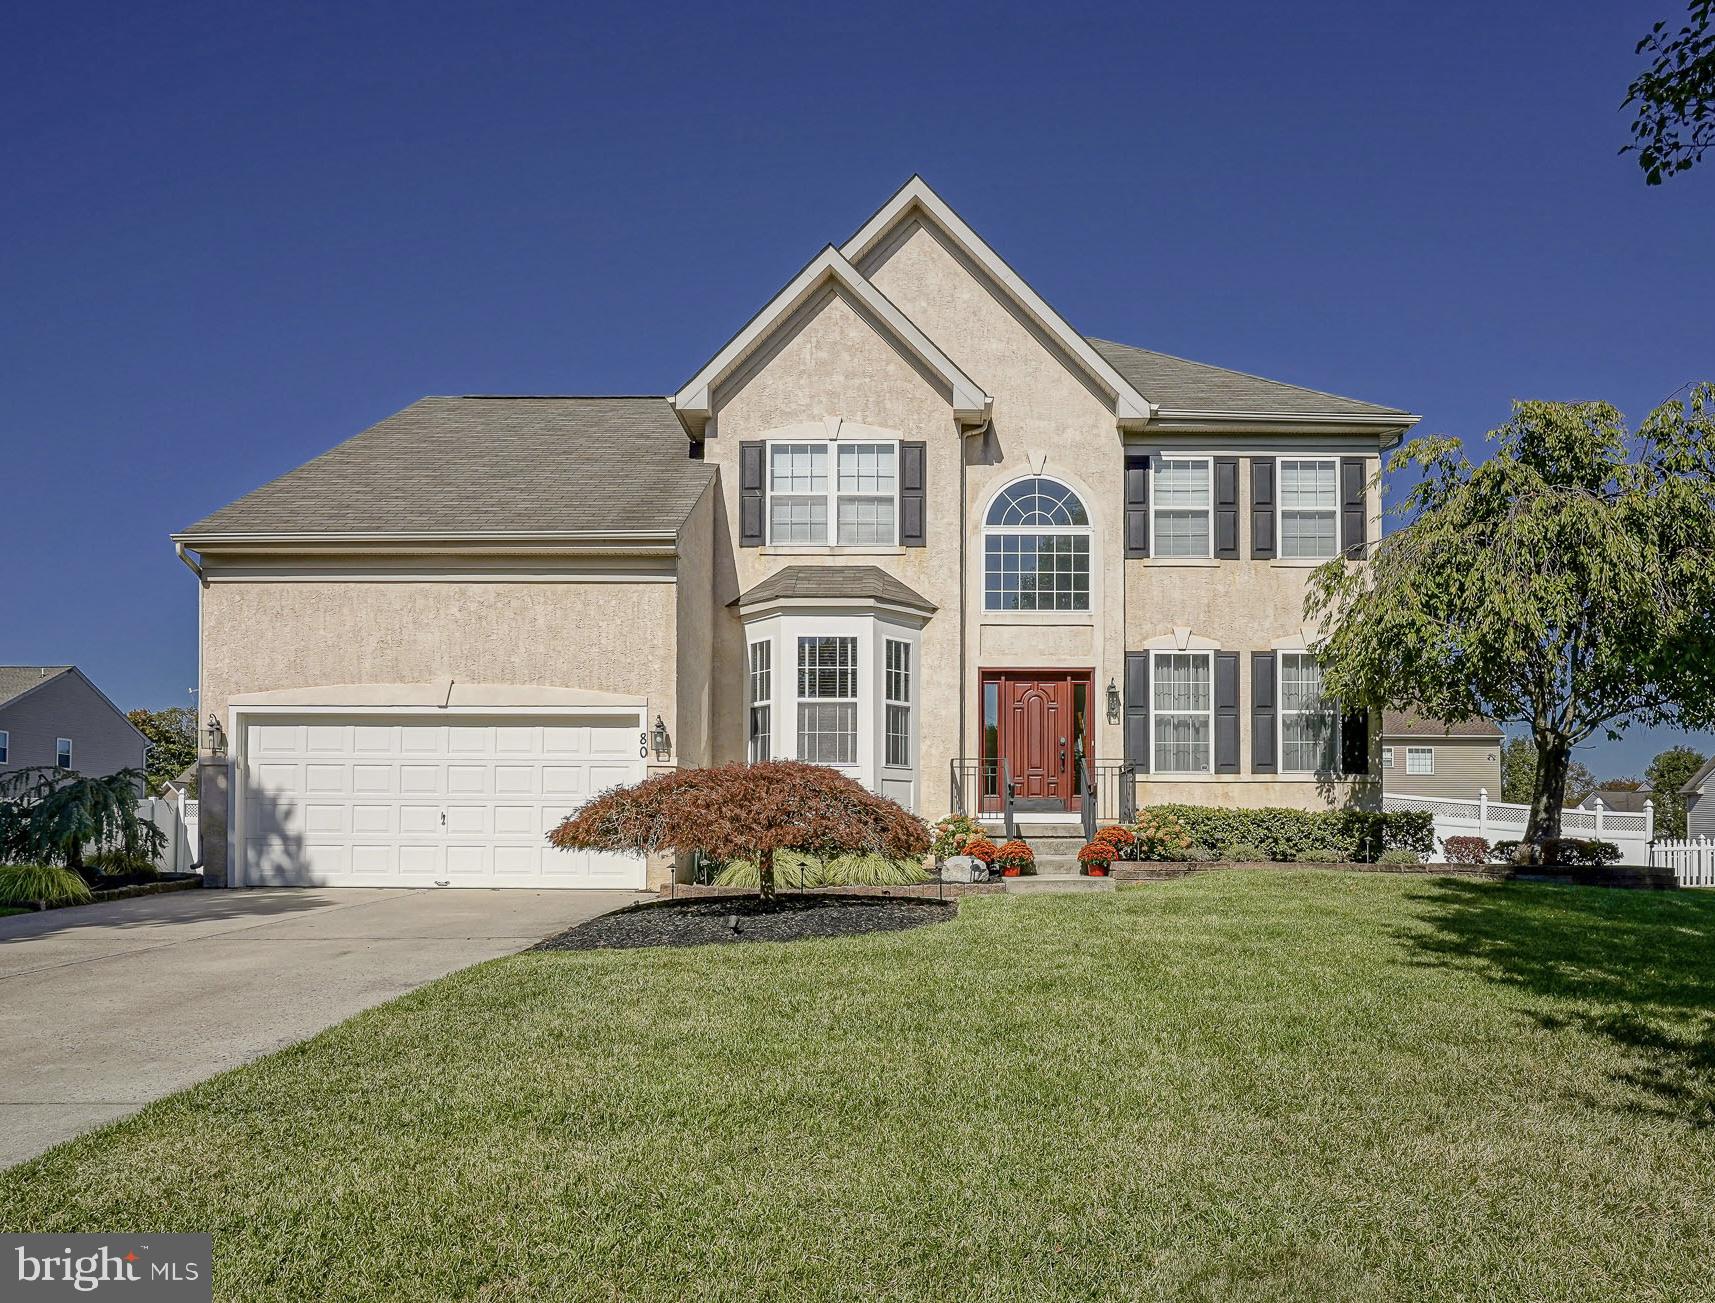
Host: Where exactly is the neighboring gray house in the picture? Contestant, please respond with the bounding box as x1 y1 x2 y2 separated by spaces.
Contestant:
0 667 148 780
1381 711 1503 800
1682 757 1715 839
1577 787 1652 816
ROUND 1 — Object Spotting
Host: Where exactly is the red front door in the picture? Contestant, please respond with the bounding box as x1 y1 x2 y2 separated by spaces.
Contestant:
982 670 1093 812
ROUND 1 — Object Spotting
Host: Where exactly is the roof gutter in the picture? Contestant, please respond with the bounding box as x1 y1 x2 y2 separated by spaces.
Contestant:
175 541 205 585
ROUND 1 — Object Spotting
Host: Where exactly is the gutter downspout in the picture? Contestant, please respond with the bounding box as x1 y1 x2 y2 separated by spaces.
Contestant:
175 541 205 584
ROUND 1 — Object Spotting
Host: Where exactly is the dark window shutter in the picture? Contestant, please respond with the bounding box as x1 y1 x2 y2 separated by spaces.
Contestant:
1251 651 1277 773
1214 651 1240 773
1214 457 1240 559
1341 706 1371 774
739 441 765 547
1340 457 1367 558
1251 458 1276 560
1125 652 1150 772
1124 454 1150 558
899 441 927 547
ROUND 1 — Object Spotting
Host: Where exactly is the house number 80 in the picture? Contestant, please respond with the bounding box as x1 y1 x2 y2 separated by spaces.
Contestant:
639 732 648 759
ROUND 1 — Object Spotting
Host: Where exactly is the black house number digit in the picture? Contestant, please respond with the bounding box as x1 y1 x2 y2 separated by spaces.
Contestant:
639 732 648 759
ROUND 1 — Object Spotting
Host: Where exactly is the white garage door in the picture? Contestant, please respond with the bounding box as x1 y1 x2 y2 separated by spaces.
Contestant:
240 714 645 889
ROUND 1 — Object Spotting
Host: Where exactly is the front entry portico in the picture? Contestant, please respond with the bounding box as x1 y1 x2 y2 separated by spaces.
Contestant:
980 669 1094 813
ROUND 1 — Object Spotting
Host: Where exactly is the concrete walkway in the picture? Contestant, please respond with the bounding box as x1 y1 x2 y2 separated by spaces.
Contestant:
0 887 643 1168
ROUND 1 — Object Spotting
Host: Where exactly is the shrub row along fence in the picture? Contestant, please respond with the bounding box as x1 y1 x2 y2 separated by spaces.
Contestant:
1382 790 1652 865
1651 838 1715 887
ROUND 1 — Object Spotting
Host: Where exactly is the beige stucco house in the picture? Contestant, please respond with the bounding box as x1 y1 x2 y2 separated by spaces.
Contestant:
1380 711 1503 800
177 177 1418 890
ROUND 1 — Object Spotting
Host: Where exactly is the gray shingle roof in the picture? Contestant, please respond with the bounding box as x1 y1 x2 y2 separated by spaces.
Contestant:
1681 755 1715 796
730 565 937 612
0 666 72 710
177 397 713 540
1088 338 1411 420
1382 710 1504 739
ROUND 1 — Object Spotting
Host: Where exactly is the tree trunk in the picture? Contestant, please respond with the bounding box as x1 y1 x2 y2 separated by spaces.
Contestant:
756 847 775 901
1522 732 1572 858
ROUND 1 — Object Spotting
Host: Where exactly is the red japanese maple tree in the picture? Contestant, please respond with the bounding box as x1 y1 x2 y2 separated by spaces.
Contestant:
548 760 930 899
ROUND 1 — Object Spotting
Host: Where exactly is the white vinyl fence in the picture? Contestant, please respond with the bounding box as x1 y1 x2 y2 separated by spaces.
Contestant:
136 791 200 875
1650 838 1715 887
1382 789 1654 865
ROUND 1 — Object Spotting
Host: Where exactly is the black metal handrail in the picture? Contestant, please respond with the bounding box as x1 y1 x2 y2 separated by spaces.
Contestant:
947 758 1017 841
1078 753 1097 844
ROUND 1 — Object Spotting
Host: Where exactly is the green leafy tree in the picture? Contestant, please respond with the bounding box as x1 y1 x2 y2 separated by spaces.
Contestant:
1625 1 1715 183
1499 739 1597 807
1646 745 1708 838
128 706 198 793
1308 388 1715 856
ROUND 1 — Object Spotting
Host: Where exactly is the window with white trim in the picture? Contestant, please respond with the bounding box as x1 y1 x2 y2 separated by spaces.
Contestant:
983 476 1091 611
1279 458 1339 559
1152 651 1213 773
884 639 911 767
768 441 897 545
55 737 72 770
747 641 772 763
796 636 858 765
1382 746 1394 770
1279 653 1340 773
1152 457 1212 558
0 730 8 764
1406 746 1434 774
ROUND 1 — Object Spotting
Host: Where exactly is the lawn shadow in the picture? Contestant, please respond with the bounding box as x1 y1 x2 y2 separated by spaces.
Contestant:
1401 877 1715 1127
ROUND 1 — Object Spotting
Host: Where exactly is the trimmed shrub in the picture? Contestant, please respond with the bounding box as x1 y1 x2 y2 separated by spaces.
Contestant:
930 814 985 862
1175 845 1220 864
1564 839 1623 866
1490 840 1522 863
1442 836 1491 865
1145 804 1428 863
1295 849 1347 864
1127 811 1194 861
1377 849 1423 866
1221 842 1271 863
86 848 158 879
0 863 92 907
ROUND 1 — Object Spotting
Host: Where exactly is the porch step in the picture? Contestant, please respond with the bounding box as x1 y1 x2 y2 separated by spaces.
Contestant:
1003 873 1116 894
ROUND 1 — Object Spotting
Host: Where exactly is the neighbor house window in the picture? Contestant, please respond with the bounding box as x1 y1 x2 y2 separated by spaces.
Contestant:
1382 746 1394 770
768 441 897 545
884 639 911 768
1152 457 1212 558
747 640 772 763
1406 746 1434 774
56 738 72 770
983 476 1091 611
1279 653 1339 773
796 636 858 765
1152 651 1213 773
0 730 8 764
1278 458 1339 559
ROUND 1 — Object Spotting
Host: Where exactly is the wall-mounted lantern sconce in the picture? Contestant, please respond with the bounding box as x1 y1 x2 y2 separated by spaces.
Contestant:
204 714 227 757
1106 677 1122 725
651 715 673 761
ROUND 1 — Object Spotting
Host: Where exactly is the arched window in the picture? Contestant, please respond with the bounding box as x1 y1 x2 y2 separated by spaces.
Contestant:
983 477 1091 612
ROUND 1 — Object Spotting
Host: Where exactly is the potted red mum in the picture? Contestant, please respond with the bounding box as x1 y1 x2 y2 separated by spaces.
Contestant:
1078 841 1116 876
994 839 1035 877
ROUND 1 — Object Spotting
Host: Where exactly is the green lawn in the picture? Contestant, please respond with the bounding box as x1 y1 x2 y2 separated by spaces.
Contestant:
7 873 1715 1301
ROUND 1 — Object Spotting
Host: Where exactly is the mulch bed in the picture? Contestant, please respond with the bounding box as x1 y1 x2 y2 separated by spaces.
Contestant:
533 894 957 952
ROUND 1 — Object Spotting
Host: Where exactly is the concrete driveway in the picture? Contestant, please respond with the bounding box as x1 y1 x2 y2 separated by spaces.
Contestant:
0 886 643 1168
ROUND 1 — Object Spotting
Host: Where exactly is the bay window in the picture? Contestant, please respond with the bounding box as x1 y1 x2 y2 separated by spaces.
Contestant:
796 636 858 765
747 640 772 763
884 639 911 767
1279 458 1339 559
1279 653 1340 773
1152 651 1213 772
1152 457 1212 558
768 441 897 545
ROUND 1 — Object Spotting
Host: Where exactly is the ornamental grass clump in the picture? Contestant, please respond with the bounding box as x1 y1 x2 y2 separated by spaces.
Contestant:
0 863 92 908
550 761 930 900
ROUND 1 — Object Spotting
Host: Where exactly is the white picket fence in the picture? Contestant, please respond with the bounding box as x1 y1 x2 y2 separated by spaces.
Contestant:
1382 789 1654 864
1650 838 1715 887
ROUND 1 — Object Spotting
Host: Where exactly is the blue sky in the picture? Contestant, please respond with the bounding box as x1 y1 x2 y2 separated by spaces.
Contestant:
1 0 1709 779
